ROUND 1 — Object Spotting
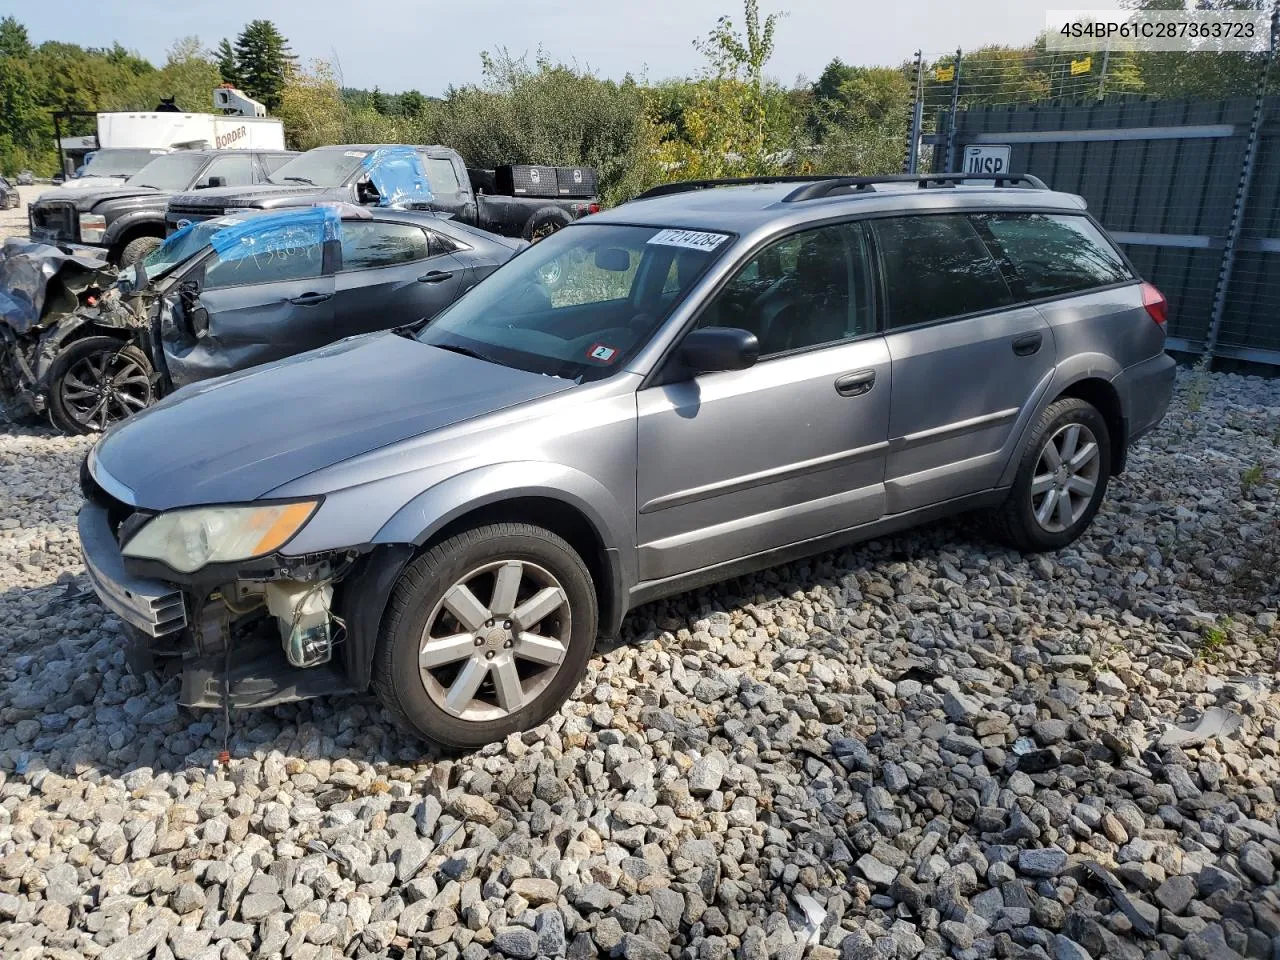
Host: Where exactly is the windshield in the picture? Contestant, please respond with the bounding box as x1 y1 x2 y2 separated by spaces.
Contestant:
79 149 163 178
127 152 208 191
267 148 367 187
418 223 732 381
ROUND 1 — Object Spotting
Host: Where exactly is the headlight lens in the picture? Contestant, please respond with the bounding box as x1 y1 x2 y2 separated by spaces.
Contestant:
122 501 319 573
78 213 107 243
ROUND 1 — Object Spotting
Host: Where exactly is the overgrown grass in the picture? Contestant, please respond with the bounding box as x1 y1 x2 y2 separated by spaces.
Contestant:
1185 358 1212 414
1241 462 1265 496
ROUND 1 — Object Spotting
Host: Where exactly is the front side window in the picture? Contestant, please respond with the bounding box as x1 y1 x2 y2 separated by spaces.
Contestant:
872 215 1013 329
200 154 255 188
340 221 430 270
204 222 324 289
419 223 730 381
975 213 1133 299
425 157 462 196
696 222 874 356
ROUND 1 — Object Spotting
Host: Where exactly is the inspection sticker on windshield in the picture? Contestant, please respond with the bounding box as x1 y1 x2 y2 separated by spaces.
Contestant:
586 343 618 363
647 229 730 251
343 150 369 158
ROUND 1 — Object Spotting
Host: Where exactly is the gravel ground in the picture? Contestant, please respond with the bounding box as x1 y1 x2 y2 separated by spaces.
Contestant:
0 185 41 242
0 369 1278 960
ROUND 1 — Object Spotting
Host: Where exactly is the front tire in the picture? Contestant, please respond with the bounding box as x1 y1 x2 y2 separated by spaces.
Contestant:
994 397 1111 552
118 235 162 267
47 337 154 434
371 523 598 750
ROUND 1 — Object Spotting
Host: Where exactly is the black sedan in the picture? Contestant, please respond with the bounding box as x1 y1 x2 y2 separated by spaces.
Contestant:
0 203 526 433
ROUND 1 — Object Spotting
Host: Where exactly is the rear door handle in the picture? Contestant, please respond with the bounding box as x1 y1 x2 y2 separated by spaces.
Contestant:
289 292 332 306
418 270 453 283
834 369 876 397
1012 332 1043 356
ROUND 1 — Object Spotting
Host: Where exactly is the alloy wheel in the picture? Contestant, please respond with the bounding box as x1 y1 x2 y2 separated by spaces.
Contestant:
1030 422 1101 533
418 560 571 722
59 348 152 431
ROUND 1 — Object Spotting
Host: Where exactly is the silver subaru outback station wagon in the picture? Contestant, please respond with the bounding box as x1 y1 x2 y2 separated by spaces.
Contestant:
78 173 1175 749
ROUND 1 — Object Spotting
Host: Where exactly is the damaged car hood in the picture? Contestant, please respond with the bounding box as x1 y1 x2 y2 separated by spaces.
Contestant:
91 332 577 510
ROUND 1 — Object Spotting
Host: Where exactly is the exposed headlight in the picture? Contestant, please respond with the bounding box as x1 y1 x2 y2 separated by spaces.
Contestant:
122 501 319 573
79 213 107 243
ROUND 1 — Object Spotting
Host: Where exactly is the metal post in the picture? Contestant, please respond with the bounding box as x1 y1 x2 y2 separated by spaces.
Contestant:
905 50 924 174
1097 42 1111 100
945 48 963 172
1204 1 1278 362
52 111 64 177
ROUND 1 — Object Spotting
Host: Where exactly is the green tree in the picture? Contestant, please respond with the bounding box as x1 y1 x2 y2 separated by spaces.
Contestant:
398 89 427 118
214 38 241 87
0 15 31 59
233 19 296 112
652 0 792 181
369 86 389 114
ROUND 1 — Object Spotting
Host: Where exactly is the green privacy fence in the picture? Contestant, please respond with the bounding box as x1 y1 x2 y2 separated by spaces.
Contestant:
930 96 1280 367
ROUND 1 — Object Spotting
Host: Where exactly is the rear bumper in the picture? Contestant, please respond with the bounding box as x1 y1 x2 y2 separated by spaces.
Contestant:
1117 351 1176 444
78 503 187 637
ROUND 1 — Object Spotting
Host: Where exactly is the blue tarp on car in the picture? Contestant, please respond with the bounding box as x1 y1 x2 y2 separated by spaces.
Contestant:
362 147 433 208
208 206 343 263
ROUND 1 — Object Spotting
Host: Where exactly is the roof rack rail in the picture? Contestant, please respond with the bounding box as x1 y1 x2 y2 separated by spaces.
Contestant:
782 172 1047 202
630 175 853 202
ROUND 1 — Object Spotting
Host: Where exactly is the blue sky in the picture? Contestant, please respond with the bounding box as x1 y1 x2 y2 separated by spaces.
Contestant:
18 0 1123 93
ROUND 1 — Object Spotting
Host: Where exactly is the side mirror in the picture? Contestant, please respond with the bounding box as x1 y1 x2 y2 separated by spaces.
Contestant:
680 327 759 375
206 176 226 188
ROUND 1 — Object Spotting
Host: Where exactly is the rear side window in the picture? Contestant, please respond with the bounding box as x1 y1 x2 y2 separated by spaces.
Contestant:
975 213 1133 299
340 221 430 270
872 215 1013 329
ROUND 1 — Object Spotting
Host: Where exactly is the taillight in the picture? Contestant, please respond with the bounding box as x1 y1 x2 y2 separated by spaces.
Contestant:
1141 282 1167 327
587 203 600 215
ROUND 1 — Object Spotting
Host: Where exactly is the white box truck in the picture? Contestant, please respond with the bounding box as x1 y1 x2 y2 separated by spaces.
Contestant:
58 88 285 189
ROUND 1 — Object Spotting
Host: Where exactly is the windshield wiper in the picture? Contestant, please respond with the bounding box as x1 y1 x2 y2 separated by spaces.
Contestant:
281 176 317 185
134 183 159 189
429 342 495 364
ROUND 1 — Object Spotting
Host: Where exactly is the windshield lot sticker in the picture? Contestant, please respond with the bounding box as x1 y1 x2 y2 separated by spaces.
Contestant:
587 343 618 363
648 229 730 251
343 151 369 158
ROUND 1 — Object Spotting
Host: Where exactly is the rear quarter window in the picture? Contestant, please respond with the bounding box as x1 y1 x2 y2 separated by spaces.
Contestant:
975 213 1133 300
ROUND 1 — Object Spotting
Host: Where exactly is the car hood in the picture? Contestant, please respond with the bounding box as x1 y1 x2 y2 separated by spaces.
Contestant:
36 186 162 213
92 332 576 510
58 176 131 191
169 183 330 210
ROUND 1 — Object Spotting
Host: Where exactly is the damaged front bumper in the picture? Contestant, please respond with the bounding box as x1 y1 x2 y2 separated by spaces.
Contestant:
76 493 409 711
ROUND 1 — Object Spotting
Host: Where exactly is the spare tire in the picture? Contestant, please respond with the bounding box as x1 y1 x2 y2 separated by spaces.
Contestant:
522 207 573 242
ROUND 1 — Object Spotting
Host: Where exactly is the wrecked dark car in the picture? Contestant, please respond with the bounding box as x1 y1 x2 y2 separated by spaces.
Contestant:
0 205 523 433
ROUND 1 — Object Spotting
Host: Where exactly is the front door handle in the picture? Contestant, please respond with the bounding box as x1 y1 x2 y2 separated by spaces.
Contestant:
289 292 332 306
1012 332 1043 356
418 270 453 283
834 369 876 397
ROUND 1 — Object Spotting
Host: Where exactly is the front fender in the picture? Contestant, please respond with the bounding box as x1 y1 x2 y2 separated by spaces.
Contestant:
373 460 633 576
102 211 164 251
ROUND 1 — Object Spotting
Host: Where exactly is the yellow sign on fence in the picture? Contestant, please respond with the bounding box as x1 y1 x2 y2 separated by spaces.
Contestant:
1070 56 1093 76
935 65 955 82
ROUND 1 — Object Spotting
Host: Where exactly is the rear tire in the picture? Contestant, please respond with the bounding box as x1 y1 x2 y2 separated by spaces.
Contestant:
371 523 598 750
118 235 162 267
993 397 1111 552
522 208 572 242
47 337 154 435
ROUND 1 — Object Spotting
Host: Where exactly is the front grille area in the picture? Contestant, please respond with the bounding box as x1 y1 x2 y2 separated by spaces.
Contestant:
30 202 76 240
